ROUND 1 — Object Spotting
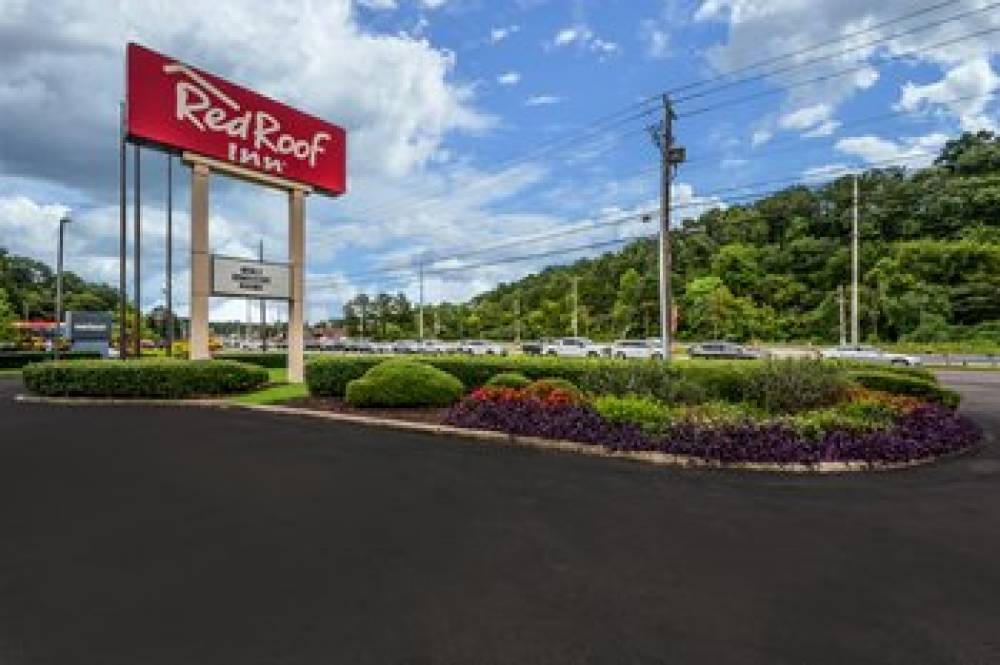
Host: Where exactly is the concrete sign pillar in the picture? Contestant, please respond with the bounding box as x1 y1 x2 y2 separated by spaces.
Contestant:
189 163 211 360
288 189 306 383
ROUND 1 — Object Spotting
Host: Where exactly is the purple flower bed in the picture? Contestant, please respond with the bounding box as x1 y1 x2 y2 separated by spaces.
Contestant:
444 400 982 467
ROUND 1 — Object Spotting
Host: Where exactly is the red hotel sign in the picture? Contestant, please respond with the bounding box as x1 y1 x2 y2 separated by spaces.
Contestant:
126 43 346 195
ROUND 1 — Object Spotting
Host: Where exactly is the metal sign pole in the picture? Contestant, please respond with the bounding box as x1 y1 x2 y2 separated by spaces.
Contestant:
166 154 173 356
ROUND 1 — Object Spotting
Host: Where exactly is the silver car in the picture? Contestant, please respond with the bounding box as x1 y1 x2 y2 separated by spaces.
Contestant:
820 345 922 366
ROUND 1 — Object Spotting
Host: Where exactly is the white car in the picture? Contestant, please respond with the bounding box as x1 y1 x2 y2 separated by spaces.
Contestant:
543 337 610 358
820 345 922 366
416 339 457 354
611 339 664 360
462 340 508 356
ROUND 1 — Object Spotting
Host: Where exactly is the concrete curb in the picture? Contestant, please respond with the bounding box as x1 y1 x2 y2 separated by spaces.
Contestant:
13 393 974 474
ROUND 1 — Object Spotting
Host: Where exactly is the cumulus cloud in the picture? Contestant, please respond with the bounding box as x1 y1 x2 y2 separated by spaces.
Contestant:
693 0 1000 131
897 58 1000 132
0 0 489 197
834 133 950 169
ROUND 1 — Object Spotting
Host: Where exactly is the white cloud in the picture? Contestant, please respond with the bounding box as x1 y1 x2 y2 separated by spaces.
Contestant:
751 129 772 146
497 71 521 86
548 24 619 56
779 103 833 131
356 0 397 9
802 163 853 183
420 0 448 8
834 133 950 169
897 58 1000 132
525 94 561 106
640 20 670 59
693 0 1000 131
0 0 491 191
802 119 840 138
489 25 520 44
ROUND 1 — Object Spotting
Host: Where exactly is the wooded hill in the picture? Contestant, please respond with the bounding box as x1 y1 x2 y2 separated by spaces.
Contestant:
344 131 1000 345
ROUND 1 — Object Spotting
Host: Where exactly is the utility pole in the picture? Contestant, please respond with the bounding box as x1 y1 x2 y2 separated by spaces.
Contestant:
133 144 141 359
165 155 173 356
55 215 71 360
649 94 685 361
514 296 521 343
838 285 847 346
571 276 579 337
851 174 860 345
259 239 267 352
418 262 425 341
118 101 127 359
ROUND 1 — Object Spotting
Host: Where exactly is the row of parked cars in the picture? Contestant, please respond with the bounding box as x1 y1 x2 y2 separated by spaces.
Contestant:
310 337 923 366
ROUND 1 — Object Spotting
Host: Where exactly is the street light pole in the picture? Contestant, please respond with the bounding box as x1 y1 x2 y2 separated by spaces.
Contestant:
55 215 71 360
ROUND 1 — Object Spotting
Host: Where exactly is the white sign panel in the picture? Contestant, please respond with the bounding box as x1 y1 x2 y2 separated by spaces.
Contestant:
211 256 290 299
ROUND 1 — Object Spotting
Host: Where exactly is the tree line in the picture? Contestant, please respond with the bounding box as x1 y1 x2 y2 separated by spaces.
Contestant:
341 131 1000 346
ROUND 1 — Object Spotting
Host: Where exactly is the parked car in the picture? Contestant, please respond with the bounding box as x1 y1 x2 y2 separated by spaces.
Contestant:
542 337 611 358
688 341 766 360
521 340 546 356
463 340 508 356
392 339 420 354
819 345 922 366
611 339 664 360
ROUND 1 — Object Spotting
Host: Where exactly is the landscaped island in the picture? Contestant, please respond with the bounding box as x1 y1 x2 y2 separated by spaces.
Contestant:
20 354 981 469
302 355 979 468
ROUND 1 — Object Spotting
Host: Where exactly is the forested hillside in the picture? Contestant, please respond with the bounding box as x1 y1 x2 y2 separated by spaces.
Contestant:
345 131 1000 345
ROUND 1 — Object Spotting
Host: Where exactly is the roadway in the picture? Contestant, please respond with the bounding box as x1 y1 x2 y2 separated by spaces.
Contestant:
0 372 997 664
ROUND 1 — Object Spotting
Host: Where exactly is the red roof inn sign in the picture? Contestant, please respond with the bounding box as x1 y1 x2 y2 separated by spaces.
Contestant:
126 43 346 194
124 43 346 382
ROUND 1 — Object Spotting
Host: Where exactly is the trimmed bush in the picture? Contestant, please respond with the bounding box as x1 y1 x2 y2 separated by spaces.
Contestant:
215 352 289 369
581 362 708 404
485 372 531 389
22 359 268 398
306 355 383 397
345 359 464 408
740 360 850 414
0 351 100 370
848 370 959 408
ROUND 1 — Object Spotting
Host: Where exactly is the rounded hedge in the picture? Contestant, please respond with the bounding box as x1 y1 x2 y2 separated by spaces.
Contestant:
484 372 532 389
345 359 464 408
22 359 269 398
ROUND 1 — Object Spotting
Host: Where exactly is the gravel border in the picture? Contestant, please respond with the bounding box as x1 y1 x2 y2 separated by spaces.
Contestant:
13 393 976 474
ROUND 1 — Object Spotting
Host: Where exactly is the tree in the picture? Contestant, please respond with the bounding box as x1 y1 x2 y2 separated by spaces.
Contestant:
611 268 641 336
0 287 15 342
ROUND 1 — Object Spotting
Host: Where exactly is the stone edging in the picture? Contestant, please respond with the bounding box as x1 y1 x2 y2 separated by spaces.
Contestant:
14 393 977 474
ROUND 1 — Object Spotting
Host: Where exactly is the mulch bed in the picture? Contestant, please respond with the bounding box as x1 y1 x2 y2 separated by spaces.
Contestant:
281 397 449 425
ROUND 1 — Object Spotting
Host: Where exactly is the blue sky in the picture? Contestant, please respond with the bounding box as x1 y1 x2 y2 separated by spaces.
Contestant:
1 0 998 322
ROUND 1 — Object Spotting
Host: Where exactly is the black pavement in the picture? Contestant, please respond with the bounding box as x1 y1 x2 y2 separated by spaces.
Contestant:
0 373 998 665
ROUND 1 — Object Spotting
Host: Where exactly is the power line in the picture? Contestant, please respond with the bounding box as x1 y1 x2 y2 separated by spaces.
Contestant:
678 25 1000 118
673 0 1000 105
341 1 978 225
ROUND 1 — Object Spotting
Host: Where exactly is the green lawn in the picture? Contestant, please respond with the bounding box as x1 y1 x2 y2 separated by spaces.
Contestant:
230 367 309 405
0 369 22 377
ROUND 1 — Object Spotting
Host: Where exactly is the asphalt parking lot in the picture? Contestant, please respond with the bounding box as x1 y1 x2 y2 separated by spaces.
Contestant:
0 372 997 665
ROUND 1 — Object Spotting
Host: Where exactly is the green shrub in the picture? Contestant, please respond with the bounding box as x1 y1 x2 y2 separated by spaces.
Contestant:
344 359 464 407
0 351 100 370
306 355 383 396
581 362 708 404
214 352 289 369
740 360 850 413
22 359 268 398
830 360 936 384
848 370 960 408
594 395 672 433
484 372 531 389
670 401 761 425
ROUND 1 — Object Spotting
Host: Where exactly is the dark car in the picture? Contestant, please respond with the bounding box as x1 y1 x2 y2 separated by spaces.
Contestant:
688 341 767 360
521 339 546 356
